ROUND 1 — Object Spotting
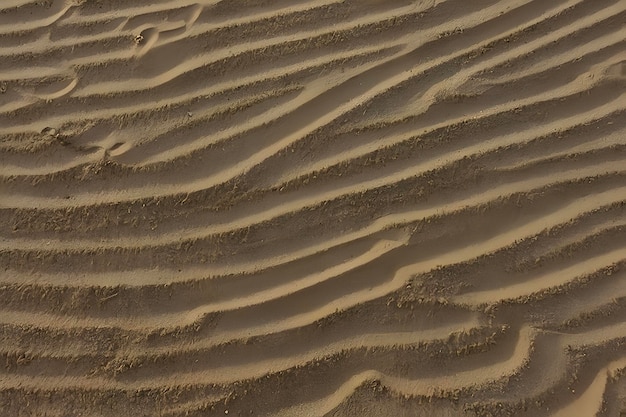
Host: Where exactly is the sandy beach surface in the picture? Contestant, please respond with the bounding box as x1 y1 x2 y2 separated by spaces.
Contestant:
1 0 626 416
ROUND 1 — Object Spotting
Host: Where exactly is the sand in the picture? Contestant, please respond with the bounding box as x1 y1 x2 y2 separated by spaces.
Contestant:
1 0 625 416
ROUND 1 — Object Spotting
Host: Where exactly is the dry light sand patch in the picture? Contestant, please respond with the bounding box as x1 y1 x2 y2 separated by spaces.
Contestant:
1 0 626 416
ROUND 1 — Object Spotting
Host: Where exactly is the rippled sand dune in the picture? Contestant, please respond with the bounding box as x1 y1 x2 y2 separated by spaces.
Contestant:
1 0 626 416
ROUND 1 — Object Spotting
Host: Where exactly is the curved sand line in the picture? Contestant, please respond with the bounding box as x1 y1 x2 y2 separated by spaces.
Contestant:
1 0 625 415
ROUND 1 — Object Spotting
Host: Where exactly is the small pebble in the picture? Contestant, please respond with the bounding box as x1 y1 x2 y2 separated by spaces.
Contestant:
41 127 55 135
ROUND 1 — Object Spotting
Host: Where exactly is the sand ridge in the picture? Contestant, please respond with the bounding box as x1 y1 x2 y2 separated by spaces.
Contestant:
1 0 626 416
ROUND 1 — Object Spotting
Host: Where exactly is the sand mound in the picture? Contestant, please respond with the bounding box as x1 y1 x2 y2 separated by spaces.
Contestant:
1 0 626 416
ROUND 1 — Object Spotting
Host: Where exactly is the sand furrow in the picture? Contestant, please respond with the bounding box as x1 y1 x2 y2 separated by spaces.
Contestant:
2 205 625 325
2 0 625 415
3 160 624 268
1 321 482 385
3 79 623 209
3 179 626 335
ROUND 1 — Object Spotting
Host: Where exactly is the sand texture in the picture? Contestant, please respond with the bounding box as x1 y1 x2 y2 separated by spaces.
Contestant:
1 0 626 416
